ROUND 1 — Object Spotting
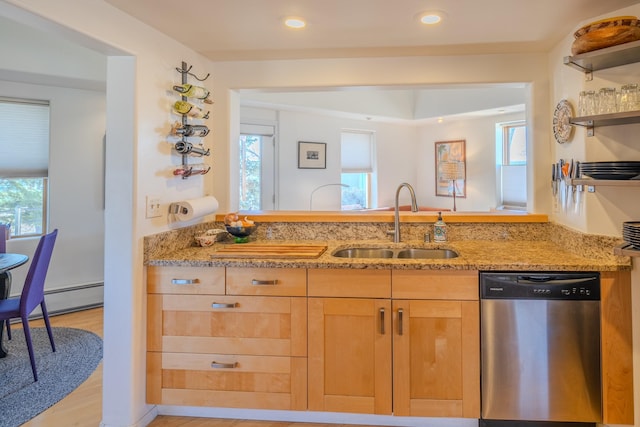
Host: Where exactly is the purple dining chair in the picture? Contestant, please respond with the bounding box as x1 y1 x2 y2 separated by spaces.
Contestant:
0 229 58 381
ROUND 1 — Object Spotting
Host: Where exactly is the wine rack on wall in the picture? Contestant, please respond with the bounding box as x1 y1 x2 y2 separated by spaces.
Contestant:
171 61 211 179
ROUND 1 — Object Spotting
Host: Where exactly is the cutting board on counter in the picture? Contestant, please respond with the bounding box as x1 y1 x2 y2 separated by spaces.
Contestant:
211 244 328 259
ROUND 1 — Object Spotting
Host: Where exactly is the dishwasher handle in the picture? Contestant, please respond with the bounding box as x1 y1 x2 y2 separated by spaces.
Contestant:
518 276 598 285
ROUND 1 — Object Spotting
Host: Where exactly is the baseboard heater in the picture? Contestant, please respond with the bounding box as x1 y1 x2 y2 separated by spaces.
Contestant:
24 282 104 319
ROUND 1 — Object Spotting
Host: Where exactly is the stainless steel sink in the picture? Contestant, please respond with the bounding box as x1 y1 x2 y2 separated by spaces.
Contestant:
332 248 395 258
332 247 458 259
396 248 458 259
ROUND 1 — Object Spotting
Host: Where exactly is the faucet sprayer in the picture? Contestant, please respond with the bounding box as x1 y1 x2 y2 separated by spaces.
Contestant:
387 182 418 243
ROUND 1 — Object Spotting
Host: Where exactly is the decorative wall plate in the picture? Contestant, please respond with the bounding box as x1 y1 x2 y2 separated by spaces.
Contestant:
553 99 574 144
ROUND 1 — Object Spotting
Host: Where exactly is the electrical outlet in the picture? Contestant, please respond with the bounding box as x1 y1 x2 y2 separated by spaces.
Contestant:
146 196 161 218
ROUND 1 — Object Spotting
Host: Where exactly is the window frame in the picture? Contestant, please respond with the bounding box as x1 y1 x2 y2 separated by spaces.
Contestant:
0 97 50 238
502 121 527 166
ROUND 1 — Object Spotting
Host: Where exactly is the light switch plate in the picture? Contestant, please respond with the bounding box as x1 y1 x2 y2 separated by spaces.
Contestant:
146 196 161 218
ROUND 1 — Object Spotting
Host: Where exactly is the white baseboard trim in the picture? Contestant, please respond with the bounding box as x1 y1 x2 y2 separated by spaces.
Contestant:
155 406 479 427
101 405 158 427
11 282 104 319
44 282 104 315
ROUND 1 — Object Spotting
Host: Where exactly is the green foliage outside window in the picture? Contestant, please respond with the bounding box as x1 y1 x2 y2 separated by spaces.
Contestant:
0 178 45 236
239 135 262 211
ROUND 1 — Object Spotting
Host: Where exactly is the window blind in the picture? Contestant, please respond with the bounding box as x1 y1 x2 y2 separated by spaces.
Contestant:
341 131 374 173
240 123 274 137
0 98 50 178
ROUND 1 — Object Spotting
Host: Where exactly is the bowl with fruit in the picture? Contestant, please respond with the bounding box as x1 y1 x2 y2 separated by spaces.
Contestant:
224 213 257 243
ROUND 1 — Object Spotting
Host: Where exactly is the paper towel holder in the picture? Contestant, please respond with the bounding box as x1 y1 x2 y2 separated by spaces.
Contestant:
169 203 188 215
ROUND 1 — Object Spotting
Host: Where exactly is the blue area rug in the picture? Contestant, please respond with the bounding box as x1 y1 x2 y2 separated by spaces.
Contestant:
0 327 103 427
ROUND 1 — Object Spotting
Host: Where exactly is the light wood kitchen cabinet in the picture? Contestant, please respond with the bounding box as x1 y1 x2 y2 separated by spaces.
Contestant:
600 270 634 425
147 265 307 411
307 268 479 418
392 270 480 418
308 269 392 414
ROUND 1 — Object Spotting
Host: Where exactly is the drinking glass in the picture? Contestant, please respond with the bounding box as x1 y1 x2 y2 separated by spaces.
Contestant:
578 91 587 116
584 90 598 116
619 83 639 112
598 87 617 114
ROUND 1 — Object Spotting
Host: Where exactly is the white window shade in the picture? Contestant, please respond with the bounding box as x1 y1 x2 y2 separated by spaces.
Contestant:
341 131 374 173
240 123 274 137
0 98 50 178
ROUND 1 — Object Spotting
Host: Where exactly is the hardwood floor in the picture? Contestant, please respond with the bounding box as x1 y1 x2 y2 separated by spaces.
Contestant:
18 308 379 427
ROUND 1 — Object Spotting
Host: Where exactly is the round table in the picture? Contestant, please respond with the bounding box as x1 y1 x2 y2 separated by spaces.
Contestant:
0 253 29 358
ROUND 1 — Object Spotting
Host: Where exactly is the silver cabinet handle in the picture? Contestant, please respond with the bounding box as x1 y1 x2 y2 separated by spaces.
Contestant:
211 361 237 369
251 279 278 285
398 308 404 336
380 308 385 335
211 302 237 309
171 278 199 285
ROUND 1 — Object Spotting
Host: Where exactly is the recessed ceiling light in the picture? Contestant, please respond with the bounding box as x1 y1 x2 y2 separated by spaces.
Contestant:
437 117 444 123
284 17 306 29
418 11 445 25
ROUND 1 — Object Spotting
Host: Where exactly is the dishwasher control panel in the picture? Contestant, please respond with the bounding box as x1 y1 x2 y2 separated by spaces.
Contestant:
480 272 600 300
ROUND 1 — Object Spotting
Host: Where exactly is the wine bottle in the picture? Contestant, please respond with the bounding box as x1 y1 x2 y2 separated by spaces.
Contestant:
174 141 209 156
173 84 213 104
173 100 209 119
170 121 210 137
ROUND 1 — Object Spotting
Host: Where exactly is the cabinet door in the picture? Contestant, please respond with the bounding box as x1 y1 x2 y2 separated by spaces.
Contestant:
308 297 392 415
393 299 479 418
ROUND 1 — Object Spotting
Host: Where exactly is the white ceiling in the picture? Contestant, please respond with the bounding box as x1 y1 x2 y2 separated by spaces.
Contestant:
104 0 640 61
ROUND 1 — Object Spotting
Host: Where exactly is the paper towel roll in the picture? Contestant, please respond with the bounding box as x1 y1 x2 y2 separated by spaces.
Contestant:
172 196 219 221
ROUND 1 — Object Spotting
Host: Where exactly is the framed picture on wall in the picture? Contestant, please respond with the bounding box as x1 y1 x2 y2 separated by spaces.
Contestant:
298 141 326 169
435 140 466 197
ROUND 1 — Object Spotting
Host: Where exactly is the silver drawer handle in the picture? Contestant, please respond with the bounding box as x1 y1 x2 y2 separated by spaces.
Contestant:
211 361 237 369
171 278 199 285
251 279 278 285
211 302 237 309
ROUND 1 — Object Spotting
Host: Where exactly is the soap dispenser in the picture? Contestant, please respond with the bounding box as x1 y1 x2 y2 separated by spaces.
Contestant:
434 211 447 242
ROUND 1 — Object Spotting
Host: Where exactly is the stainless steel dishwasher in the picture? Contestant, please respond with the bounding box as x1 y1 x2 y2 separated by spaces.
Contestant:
480 271 601 427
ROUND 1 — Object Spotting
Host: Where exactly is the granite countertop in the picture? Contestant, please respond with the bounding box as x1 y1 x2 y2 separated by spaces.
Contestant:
147 238 631 272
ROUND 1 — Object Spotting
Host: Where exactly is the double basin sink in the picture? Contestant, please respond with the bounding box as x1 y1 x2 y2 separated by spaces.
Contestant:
332 247 458 259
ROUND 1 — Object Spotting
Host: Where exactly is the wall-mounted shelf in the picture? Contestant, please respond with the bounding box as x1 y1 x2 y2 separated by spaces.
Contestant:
570 110 640 136
614 242 640 257
563 39 640 80
571 178 640 192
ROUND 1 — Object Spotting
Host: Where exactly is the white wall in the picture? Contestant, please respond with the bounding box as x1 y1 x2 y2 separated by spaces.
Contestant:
417 112 525 212
549 4 640 237
273 109 420 210
216 54 551 215
0 1 216 426
242 105 515 211
0 79 105 307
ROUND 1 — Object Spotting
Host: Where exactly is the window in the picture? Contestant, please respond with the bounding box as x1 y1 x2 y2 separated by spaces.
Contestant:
238 123 275 210
503 122 527 165
341 130 375 210
498 121 526 209
0 98 50 237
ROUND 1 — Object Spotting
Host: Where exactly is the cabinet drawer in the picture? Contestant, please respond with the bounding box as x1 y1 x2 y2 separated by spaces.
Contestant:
226 267 306 296
308 268 391 298
147 265 225 295
147 294 307 357
392 270 478 300
147 351 307 410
